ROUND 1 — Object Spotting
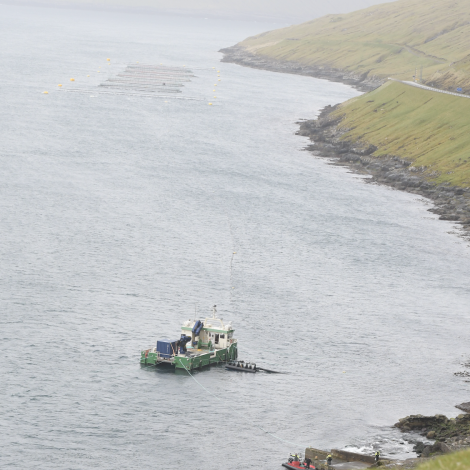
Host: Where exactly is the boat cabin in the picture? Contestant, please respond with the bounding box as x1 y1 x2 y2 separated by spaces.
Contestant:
182 309 234 351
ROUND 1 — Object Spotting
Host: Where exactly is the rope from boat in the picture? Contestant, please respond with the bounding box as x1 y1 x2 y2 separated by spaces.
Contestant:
179 361 308 449
227 216 237 308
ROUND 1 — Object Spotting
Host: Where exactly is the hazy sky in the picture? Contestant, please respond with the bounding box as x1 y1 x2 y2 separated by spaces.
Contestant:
13 0 394 22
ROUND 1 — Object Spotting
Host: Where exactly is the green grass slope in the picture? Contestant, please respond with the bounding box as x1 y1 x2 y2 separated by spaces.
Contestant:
331 81 470 186
417 448 470 469
238 0 470 92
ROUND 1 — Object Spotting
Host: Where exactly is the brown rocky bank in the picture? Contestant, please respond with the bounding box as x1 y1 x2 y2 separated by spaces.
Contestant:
296 105 470 241
220 45 384 92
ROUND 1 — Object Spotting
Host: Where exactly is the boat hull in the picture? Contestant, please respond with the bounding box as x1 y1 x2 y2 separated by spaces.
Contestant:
282 463 315 469
140 342 238 371
225 364 256 373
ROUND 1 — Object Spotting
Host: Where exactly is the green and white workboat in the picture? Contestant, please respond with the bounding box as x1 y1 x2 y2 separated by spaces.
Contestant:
140 306 238 371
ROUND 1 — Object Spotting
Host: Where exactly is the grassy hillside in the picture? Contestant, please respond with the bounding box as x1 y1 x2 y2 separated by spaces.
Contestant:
330 81 470 186
237 0 470 92
417 448 470 469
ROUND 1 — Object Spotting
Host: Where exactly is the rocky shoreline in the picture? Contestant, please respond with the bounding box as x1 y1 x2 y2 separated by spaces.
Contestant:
390 407 470 464
296 105 470 241
220 45 384 92
305 407 470 469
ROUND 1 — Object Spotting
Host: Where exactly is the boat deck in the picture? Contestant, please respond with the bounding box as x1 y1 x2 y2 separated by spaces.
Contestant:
141 338 237 369
152 347 218 364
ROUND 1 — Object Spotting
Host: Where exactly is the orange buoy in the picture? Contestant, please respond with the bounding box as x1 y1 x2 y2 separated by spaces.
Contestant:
58 84 62 87
43 91 49 94
70 78 75 81
107 58 110 61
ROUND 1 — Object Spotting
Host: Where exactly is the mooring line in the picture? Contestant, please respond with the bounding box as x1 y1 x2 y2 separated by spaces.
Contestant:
226 216 238 309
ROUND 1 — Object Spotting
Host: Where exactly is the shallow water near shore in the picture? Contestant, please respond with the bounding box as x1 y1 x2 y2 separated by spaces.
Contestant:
1 5 470 470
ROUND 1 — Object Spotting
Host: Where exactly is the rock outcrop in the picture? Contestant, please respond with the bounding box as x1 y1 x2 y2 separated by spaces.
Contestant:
456 402 470 413
395 414 470 440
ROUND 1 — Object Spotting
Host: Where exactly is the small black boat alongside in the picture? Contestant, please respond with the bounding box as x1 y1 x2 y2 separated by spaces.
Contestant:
225 361 257 373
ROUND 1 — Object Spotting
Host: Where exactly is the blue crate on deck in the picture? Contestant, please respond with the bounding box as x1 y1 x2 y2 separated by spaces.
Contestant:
157 339 178 359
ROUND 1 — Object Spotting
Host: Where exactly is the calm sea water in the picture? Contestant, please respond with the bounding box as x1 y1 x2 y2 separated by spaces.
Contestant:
1 5 470 469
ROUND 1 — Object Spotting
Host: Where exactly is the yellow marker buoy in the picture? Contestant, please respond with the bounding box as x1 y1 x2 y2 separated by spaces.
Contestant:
217 70 220 72
43 91 48 94
87 75 90 77
213 89 216 92
58 84 62 87
209 103 212 105
214 96 216 98
70 78 75 81
218 79 221 81
107 58 110 61
97 71 100 73
212 67 215 69
137 61 139 63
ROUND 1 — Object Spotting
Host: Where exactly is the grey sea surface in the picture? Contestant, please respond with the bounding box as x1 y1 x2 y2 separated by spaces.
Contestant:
1 5 470 470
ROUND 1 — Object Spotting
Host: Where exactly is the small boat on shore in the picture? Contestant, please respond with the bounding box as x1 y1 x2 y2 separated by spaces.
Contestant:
140 306 238 371
282 454 315 469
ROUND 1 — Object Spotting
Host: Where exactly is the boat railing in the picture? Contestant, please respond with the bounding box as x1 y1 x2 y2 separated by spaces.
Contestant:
154 351 174 362
202 317 228 330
